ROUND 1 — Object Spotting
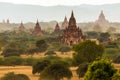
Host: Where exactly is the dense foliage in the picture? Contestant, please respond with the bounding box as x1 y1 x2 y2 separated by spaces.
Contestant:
73 40 104 65
84 59 117 80
40 63 72 80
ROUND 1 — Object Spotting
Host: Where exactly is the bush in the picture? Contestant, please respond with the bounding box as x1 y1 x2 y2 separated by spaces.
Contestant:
3 56 24 66
84 59 116 80
2 49 20 57
24 57 39 66
0 72 30 80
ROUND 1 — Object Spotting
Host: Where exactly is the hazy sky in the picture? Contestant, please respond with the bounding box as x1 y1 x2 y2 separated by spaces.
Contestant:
0 0 120 6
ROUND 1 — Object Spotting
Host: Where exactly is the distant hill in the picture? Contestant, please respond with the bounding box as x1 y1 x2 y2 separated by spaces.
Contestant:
0 2 120 23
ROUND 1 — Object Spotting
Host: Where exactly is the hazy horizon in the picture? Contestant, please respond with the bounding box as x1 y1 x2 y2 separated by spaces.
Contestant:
0 2 119 23
0 0 120 6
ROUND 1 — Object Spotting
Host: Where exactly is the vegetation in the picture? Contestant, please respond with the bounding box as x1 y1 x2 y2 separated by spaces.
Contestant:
40 63 72 80
36 39 48 52
73 40 104 65
45 50 56 55
32 60 51 74
112 70 120 80
1 72 30 80
84 59 117 80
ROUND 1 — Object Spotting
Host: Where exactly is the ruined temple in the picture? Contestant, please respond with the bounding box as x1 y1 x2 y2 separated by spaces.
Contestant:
61 11 84 46
61 16 68 30
32 20 44 36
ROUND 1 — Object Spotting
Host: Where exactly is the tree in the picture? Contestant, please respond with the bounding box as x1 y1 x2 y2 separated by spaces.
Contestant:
58 45 71 54
1 72 30 80
36 39 48 52
98 32 110 42
1 41 24 57
84 59 116 80
32 60 51 74
76 63 89 78
40 63 72 80
73 40 104 64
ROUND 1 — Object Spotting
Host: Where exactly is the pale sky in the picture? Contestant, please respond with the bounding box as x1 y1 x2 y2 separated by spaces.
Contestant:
0 0 120 6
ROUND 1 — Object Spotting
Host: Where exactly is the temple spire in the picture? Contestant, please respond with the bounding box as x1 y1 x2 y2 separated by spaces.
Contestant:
71 10 74 18
68 10 76 27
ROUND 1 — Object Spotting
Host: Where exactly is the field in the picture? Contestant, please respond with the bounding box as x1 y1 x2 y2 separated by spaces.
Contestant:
0 64 120 80
0 66 81 80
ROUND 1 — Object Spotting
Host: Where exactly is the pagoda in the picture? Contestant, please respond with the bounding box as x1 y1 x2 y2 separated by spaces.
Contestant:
95 10 109 27
61 16 68 30
19 21 25 32
32 20 44 36
61 11 84 46
54 23 60 33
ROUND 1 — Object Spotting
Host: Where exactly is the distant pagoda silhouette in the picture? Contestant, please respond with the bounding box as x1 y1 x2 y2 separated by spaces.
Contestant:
61 11 84 46
19 21 25 32
32 20 44 36
95 10 109 27
61 16 68 30
54 22 60 33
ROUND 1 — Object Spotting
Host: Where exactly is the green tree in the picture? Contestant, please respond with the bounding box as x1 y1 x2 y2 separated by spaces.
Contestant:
73 40 104 64
1 72 30 80
40 63 72 80
36 39 48 52
84 59 116 80
32 60 51 74
1 41 24 57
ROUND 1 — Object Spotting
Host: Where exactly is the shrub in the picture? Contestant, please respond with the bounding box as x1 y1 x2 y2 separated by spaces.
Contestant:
3 56 24 66
0 72 30 80
24 57 39 66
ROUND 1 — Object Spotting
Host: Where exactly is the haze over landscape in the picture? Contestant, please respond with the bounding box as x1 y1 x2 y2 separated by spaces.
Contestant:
0 2 119 23
0 1 120 80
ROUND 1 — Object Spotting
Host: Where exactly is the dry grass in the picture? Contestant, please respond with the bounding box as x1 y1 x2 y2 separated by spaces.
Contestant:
0 66 39 80
0 63 120 80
